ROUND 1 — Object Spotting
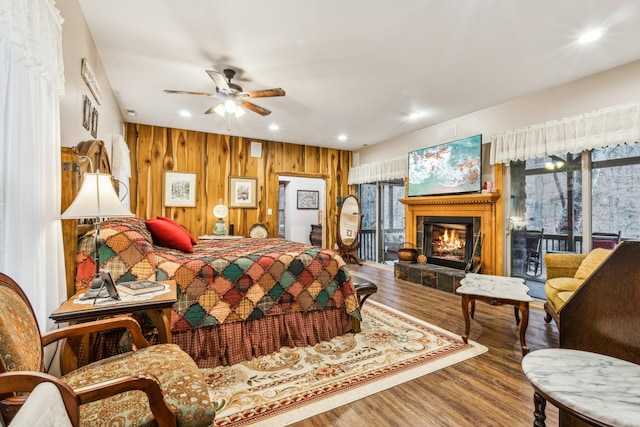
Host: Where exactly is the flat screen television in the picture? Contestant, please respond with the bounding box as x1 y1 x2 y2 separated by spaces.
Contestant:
407 134 482 197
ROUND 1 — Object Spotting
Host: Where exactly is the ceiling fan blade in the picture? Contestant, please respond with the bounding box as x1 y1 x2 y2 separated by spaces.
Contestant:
164 89 213 96
241 101 271 116
206 70 231 92
204 106 216 115
243 88 286 98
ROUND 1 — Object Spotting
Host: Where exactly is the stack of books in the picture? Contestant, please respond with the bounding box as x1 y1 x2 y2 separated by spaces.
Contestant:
116 280 165 296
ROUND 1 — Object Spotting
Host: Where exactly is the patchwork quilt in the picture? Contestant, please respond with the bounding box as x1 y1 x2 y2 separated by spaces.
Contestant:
76 218 360 333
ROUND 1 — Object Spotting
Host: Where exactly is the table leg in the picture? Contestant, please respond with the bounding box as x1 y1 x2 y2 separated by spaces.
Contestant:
461 295 471 343
533 391 547 427
145 308 172 344
518 301 530 355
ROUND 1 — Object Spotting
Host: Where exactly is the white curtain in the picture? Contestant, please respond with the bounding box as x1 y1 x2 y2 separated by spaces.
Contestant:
111 134 131 209
348 156 407 185
490 101 640 165
0 0 65 331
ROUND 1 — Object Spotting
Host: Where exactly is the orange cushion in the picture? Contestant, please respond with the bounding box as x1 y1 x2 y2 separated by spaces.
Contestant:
157 216 197 245
145 218 194 253
573 248 611 280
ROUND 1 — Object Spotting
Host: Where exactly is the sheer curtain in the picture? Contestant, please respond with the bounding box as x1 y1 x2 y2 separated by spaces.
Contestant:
0 0 66 330
348 156 407 185
490 101 640 164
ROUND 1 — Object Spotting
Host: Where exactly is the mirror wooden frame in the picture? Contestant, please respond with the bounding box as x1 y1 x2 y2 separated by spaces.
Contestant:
336 195 362 265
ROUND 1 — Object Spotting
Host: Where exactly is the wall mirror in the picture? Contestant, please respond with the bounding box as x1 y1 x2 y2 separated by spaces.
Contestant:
337 195 362 264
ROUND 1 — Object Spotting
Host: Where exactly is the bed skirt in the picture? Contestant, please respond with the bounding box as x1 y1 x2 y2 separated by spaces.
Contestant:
171 307 354 368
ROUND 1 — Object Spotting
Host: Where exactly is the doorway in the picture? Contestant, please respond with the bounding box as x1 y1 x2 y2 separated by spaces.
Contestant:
278 176 326 245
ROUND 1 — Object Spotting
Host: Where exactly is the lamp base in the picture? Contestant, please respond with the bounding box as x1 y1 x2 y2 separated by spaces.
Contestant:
213 219 227 236
79 272 120 302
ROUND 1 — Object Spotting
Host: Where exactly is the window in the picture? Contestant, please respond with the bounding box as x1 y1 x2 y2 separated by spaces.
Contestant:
357 180 405 264
508 141 640 297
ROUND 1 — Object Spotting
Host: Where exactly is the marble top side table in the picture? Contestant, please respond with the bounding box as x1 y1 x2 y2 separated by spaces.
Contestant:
456 273 533 355
522 348 640 427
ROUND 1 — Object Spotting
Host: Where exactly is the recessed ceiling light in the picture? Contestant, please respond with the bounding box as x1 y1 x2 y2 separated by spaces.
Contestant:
269 123 279 131
578 28 605 44
179 110 191 117
337 134 347 142
408 111 426 120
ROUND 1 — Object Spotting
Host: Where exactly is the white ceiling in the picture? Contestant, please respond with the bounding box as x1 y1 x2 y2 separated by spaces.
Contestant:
78 0 640 150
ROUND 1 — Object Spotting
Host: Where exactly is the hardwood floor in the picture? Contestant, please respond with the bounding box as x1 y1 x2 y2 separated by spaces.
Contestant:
291 262 559 427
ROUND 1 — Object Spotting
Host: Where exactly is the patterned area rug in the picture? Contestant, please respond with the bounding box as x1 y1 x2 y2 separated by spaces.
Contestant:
203 300 487 426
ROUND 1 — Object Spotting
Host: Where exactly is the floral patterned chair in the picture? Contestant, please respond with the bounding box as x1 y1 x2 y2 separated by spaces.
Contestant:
0 273 215 427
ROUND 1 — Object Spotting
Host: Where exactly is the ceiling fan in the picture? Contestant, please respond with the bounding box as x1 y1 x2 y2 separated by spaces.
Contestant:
164 68 285 117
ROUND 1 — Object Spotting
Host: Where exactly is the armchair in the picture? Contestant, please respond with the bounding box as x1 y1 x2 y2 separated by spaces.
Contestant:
543 248 611 325
0 273 215 427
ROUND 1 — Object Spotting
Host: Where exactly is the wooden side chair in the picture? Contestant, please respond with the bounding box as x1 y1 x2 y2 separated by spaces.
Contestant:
0 273 215 427
248 223 269 238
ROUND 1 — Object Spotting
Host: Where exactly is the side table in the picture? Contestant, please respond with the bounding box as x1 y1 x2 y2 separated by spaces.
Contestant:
522 348 640 426
456 273 532 355
50 281 177 374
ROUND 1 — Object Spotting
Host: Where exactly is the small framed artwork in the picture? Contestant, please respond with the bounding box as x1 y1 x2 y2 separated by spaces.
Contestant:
90 107 98 138
229 176 258 208
164 171 197 207
297 190 319 210
82 95 91 130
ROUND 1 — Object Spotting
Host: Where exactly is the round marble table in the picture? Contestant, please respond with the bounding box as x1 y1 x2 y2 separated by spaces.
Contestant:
522 348 640 426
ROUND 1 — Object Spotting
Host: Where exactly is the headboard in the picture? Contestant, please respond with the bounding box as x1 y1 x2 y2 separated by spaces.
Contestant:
61 140 112 297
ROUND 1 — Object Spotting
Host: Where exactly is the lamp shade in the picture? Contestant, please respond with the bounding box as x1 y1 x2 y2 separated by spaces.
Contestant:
61 173 134 219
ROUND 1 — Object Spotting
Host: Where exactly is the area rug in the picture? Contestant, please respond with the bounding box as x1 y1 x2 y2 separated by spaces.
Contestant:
202 300 487 426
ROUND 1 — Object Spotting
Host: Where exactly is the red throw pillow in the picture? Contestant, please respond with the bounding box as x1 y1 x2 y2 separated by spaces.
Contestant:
158 216 197 245
145 218 194 253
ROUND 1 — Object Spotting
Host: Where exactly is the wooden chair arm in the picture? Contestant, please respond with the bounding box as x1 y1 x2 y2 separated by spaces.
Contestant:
0 371 80 427
41 317 150 349
74 375 176 427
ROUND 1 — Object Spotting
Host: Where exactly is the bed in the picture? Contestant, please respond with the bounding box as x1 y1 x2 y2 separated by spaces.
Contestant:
75 217 361 368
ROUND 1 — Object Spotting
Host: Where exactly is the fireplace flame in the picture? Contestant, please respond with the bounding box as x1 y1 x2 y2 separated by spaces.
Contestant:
439 229 463 251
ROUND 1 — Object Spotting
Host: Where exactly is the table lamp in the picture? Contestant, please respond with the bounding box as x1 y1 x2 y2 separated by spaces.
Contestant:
61 173 134 300
213 200 228 235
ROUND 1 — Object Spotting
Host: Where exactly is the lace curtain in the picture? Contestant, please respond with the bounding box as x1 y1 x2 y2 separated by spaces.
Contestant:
348 156 407 185
0 0 65 330
490 101 640 164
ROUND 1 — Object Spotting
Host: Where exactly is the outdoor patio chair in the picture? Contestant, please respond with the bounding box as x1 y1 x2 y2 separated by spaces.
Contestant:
523 229 544 277
592 231 621 249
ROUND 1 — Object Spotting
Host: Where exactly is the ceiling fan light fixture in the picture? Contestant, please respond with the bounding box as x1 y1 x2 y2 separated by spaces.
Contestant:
214 103 226 117
234 106 245 118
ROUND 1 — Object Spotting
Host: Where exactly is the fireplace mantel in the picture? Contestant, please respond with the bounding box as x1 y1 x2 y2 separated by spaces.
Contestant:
400 191 503 275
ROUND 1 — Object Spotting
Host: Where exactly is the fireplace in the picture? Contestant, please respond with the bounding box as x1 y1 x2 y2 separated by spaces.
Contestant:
423 216 476 270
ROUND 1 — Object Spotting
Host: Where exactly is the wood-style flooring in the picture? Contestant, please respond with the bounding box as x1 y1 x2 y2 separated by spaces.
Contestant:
291 262 559 427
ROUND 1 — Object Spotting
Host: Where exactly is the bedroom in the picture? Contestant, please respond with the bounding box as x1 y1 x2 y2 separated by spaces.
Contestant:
2 1 640 426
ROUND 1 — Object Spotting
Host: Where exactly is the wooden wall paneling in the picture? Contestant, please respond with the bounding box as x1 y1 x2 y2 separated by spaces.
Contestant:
125 123 139 213
61 147 80 297
125 123 353 244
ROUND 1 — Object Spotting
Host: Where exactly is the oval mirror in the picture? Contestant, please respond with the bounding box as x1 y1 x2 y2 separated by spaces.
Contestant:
337 195 362 264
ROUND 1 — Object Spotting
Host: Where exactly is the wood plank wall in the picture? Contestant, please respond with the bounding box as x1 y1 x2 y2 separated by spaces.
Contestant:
125 123 352 249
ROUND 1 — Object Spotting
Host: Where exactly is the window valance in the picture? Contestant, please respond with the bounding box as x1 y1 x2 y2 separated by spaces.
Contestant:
348 156 407 185
490 101 640 165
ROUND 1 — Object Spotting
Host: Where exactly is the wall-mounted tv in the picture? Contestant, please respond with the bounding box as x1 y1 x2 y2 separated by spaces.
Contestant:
408 134 482 197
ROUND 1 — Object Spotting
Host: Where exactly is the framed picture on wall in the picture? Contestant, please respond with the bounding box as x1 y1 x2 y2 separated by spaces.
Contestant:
163 171 197 207
297 190 319 209
229 176 258 208
82 95 91 130
90 107 98 138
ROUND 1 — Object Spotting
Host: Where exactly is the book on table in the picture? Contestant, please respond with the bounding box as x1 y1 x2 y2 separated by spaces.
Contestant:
116 280 166 295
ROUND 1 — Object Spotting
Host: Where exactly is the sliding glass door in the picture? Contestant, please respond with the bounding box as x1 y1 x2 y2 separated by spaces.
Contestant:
357 180 405 264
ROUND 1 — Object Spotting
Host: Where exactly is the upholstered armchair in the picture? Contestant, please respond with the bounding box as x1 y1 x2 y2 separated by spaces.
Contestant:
543 248 612 325
0 273 215 427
